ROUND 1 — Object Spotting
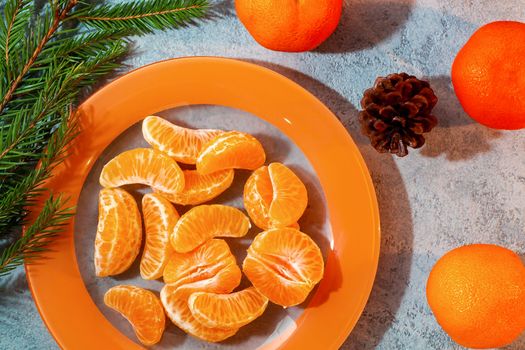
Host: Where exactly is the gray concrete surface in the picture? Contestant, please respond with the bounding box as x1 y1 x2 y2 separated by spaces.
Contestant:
1 0 524 349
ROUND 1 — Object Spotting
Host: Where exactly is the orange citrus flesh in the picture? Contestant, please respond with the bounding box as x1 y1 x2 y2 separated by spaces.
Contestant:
244 165 301 230
99 148 184 194
161 266 241 342
196 131 266 175
142 115 223 164
104 285 165 346
188 286 268 329
94 188 142 277
426 244 525 349
268 162 308 227
163 239 238 287
170 205 251 253
140 193 179 280
243 228 324 307
155 169 234 206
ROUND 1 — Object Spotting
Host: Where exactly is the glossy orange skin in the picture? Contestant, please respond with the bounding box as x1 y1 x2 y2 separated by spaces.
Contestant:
235 0 343 52
452 21 525 130
427 244 525 349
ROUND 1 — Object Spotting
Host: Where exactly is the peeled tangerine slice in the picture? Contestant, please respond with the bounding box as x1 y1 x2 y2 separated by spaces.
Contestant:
104 285 165 346
161 261 242 342
155 169 234 206
142 116 223 164
170 205 251 253
188 287 268 329
163 239 238 287
243 228 324 307
196 131 266 175
94 188 142 277
243 163 306 229
99 148 184 194
140 193 179 280
267 162 307 226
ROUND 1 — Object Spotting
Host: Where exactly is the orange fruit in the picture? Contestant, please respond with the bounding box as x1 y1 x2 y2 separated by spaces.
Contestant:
163 239 238 287
235 0 343 52
155 169 234 206
426 244 525 349
243 164 305 229
99 148 184 194
170 205 251 253
188 286 268 329
196 131 266 175
161 265 241 342
140 193 179 280
243 228 324 307
452 21 525 130
94 188 142 277
243 166 274 229
104 285 165 346
142 116 223 164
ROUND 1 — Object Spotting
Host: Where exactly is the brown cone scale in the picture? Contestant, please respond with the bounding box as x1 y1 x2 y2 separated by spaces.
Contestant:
359 73 438 157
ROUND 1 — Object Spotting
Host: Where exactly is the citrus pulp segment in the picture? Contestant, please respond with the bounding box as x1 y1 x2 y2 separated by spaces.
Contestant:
196 131 266 175
140 193 179 280
99 148 184 194
142 115 223 164
94 188 142 277
104 285 165 346
170 205 251 253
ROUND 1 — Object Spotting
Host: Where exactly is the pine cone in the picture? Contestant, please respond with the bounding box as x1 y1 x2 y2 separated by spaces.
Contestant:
359 73 438 157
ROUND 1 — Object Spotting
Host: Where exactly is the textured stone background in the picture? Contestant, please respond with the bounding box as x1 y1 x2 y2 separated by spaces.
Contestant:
1 0 524 349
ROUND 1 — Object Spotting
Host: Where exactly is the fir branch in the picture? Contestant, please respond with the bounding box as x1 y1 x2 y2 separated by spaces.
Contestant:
37 29 130 66
75 0 208 35
0 0 77 114
0 0 210 277
0 0 33 81
0 107 76 233
0 194 74 276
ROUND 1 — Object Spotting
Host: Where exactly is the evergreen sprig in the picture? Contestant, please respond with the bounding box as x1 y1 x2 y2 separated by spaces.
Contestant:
0 0 209 277
75 0 208 35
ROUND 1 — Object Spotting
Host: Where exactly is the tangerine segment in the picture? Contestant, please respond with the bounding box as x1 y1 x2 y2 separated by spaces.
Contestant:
163 239 237 286
104 285 165 346
94 188 142 277
188 287 268 329
140 193 179 280
268 162 308 227
99 148 184 194
142 116 223 164
243 166 299 230
243 166 273 229
170 205 251 253
161 268 241 342
243 228 324 307
196 131 266 175
155 169 234 206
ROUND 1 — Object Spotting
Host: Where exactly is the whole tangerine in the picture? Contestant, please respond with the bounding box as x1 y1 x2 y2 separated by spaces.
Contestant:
426 244 525 349
234 0 343 52
451 21 525 129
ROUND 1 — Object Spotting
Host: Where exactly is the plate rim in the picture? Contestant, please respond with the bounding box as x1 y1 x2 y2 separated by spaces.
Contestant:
25 56 380 349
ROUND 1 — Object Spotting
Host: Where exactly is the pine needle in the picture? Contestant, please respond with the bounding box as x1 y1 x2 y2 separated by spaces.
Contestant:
0 194 75 276
75 0 208 35
0 0 209 277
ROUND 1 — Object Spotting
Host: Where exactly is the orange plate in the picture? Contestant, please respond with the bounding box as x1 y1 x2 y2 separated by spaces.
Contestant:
25 57 380 349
